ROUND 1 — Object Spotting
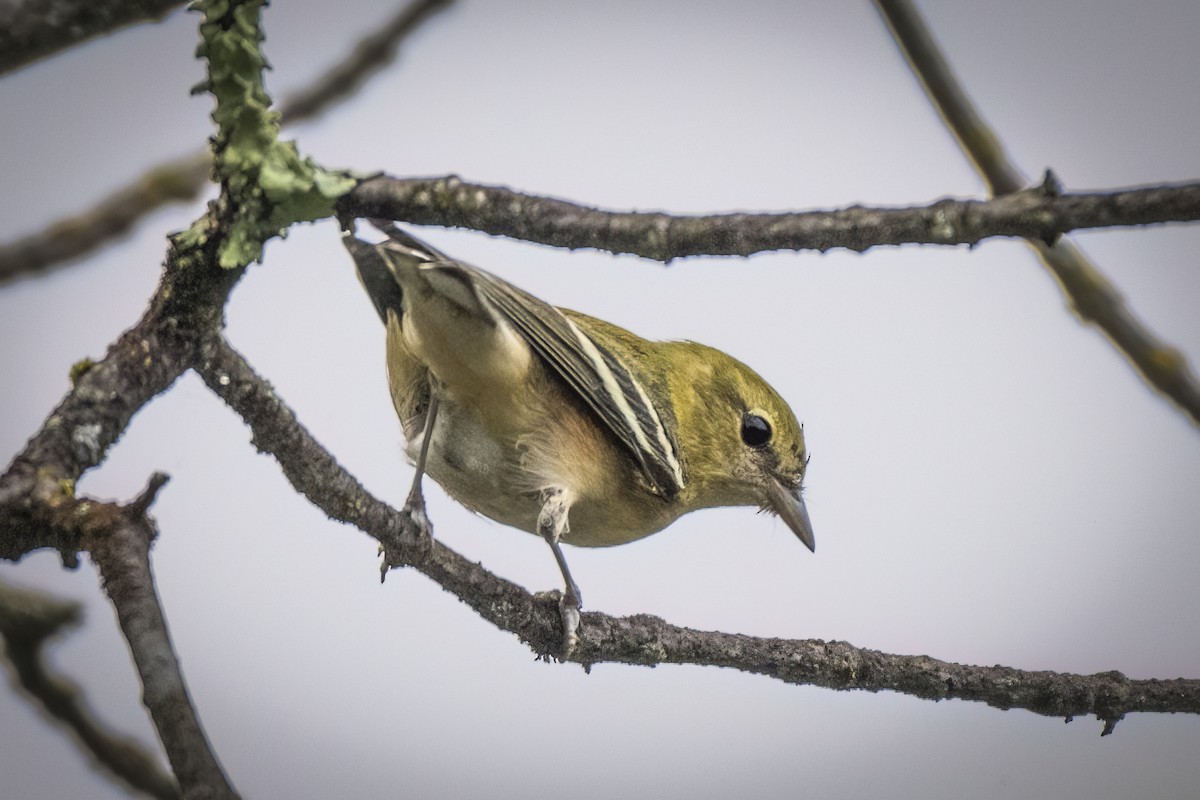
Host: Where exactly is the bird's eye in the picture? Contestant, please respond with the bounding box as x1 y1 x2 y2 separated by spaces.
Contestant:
740 413 772 447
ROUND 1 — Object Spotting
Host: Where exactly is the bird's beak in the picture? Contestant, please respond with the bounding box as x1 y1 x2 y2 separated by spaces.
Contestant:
767 478 815 553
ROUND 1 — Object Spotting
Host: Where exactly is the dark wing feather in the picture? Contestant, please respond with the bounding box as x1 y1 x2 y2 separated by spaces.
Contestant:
465 265 683 500
369 224 683 500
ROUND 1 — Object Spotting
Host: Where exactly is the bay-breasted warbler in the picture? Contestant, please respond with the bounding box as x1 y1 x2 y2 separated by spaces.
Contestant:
345 223 813 652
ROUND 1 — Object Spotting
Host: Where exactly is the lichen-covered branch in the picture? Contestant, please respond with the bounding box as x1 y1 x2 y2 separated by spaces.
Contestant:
1 0 401 557
191 0 355 269
0 0 455 284
0 3 339 795
874 0 1200 427
2 9 1196 792
0 202 243 562
0 579 180 799
195 331 1200 734
339 173 1200 260
0 0 187 76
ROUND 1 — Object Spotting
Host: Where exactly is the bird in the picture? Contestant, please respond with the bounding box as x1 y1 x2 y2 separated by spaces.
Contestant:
343 222 814 653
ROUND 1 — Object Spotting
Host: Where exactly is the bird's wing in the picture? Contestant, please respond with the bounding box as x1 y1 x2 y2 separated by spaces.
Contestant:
373 224 684 500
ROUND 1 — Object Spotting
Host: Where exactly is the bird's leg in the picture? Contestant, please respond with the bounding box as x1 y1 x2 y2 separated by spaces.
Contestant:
382 391 439 578
538 487 582 656
404 391 439 521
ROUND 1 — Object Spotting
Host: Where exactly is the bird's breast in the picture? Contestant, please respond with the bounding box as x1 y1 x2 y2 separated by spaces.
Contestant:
415 390 683 548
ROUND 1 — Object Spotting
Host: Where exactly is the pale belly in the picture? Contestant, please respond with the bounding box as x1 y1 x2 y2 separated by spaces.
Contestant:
408 400 681 547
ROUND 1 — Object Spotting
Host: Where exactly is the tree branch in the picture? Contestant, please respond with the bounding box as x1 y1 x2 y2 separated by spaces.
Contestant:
874 0 1200 427
0 0 456 284
0 201 244 562
0 153 213 286
83 473 239 800
339 173 1200 259
3 8 1195 790
0 0 187 76
277 0 454 125
0 578 180 799
195 331 1200 734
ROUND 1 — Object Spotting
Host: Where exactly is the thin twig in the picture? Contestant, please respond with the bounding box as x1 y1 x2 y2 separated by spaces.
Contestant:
0 579 180 799
278 0 454 125
0 154 211 285
874 0 1200 427
83 473 239 800
195 331 1200 733
340 173 1200 258
0 0 457 284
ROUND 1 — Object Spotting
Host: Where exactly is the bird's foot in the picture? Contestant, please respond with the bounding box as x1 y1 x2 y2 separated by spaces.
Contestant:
559 588 582 658
532 588 583 658
378 495 434 581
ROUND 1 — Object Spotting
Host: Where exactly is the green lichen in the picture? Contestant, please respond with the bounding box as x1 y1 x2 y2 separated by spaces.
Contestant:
172 216 211 251
193 0 356 269
68 358 96 386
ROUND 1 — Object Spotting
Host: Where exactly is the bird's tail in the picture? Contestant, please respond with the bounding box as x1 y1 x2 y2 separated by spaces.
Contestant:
343 220 454 325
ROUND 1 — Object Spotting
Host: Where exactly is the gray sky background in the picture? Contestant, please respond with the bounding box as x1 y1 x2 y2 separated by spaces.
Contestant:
2 1 1199 798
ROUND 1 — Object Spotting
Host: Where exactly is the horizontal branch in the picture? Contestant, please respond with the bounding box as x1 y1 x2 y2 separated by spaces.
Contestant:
340 173 1200 261
195 332 1200 733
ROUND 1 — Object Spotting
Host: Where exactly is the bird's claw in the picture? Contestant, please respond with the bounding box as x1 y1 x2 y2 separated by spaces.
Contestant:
559 590 581 658
379 498 434 582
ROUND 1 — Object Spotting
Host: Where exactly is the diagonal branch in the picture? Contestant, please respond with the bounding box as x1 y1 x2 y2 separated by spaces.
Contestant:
0 0 187 76
0 154 213 286
83 473 239 800
0 204 244 562
277 0 454 125
0 0 456 284
195 331 1200 734
0 578 180 800
874 0 1200 427
340 173 1200 260
0 4 326 794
